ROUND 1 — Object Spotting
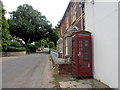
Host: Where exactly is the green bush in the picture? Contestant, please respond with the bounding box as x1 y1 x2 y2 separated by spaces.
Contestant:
52 47 57 50
25 43 37 52
49 41 55 49
10 40 22 47
5 46 26 52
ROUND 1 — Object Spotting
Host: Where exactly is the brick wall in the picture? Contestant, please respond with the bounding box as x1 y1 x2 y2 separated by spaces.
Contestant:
58 64 72 74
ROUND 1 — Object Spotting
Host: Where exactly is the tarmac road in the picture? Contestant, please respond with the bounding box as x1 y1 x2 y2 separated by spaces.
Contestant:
2 53 54 88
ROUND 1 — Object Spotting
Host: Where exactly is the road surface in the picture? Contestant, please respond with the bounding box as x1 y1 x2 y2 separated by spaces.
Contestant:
2 53 54 88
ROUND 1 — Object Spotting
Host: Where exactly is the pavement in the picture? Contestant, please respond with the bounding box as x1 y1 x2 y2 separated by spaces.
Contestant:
2 53 55 88
59 79 110 88
55 74 110 88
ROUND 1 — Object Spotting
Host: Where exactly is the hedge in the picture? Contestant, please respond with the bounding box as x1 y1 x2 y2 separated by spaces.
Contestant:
10 40 22 47
5 46 26 52
25 43 37 52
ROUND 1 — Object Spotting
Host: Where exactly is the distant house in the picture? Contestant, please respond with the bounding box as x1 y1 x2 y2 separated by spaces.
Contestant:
57 0 119 88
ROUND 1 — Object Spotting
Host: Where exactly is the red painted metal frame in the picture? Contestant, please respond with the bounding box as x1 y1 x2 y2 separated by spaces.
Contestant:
72 31 93 77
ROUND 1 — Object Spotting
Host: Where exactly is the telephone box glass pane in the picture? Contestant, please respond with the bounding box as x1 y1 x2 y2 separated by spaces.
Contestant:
79 40 89 62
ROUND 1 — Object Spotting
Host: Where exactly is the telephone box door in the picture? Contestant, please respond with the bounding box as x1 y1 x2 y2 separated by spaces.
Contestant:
77 37 92 76
72 31 92 77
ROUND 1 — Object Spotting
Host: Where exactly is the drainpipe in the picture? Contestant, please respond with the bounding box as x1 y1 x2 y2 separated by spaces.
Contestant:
79 0 85 31
80 5 83 30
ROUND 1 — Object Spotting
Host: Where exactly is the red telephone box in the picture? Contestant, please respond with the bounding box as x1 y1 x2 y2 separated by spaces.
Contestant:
72 31 92 77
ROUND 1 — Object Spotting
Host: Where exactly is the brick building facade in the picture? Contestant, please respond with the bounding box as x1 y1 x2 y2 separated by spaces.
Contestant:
57 0 85 62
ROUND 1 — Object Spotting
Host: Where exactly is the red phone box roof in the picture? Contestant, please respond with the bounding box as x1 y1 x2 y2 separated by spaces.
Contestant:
72 30 91 36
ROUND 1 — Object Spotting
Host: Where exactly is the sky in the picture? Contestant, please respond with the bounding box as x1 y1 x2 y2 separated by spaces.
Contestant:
2 0 70 27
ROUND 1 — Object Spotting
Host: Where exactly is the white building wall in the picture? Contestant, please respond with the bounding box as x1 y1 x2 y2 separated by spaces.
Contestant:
85 1 118 88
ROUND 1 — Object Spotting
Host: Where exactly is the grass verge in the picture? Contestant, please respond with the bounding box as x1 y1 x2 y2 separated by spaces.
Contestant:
52 67 60 88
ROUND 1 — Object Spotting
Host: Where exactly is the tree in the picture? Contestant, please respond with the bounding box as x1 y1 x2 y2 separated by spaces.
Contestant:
42 39 48 48
0 0 11 51
54 21 61 37
48 23 60 47
48 32 59 47
35 39 48 48
8 4 52 44
35 40 41 48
